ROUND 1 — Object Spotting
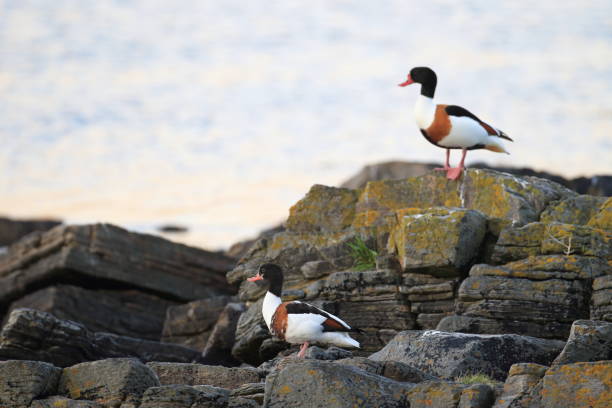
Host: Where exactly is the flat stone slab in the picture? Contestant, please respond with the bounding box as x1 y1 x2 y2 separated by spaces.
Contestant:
0 360 61 407
146 362 261 390
0 223 235 313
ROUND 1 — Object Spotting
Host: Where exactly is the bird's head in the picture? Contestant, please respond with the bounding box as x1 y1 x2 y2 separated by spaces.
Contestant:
399 67 437 88
247 263 284 295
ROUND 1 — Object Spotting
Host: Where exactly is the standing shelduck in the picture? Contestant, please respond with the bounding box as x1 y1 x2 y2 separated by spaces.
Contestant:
247 263 362 358
399 67 513 180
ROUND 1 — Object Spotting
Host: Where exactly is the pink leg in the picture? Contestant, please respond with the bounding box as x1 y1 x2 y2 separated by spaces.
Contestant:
446 149 467 180
434 149 451 171
297 342 310 358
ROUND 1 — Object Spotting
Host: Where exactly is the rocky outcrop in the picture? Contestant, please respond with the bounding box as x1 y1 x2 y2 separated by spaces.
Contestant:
263 360 413 407
6 284 175 341
162 295 234 349
493 363 548 408
0 308 201 367
201 302 247 366
0 223 235 321
0 217 61 247
552 320 612 365
369 330 564 381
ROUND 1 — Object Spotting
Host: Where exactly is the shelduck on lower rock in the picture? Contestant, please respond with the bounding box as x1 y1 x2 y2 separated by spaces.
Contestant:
399 66 513 180
247 263 363 358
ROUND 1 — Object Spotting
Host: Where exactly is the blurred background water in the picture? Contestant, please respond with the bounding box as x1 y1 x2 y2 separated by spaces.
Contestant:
1 1 611 249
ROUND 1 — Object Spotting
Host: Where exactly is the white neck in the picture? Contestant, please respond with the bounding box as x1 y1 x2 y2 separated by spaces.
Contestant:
414 95 436 129
262 291 282 329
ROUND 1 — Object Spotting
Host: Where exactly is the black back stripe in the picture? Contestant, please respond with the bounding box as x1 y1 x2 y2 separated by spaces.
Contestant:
284 301 355 332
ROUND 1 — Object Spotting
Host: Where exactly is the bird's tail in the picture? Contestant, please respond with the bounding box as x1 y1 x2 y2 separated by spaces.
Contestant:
485 136 510 154
497 130 513 142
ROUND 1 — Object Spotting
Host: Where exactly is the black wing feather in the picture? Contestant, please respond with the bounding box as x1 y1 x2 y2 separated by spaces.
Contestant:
285 302 363 333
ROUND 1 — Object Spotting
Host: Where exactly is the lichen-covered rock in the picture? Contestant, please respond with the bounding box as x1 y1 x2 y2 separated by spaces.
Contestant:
229 382 265 405
58 358 159 406
540 361 612 408
390 207 487 276
30 396 103 408
162 296 234 350
138 384 229 408
552 320 612 365
493 363 548 408
437 315 572 340
587 197 612 230
335 357 438 383
459 384 495 408
369 330 564 381
356 169 575 225
146 362 261 390
0 308 201 367
407 381 466 408
540 195 607 225
492 222 611 263
0 360 60 408
263 360 413 407
286 184 360 232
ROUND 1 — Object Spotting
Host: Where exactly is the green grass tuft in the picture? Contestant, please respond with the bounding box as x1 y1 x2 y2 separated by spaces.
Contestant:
455 372 497 385
347 237 377 271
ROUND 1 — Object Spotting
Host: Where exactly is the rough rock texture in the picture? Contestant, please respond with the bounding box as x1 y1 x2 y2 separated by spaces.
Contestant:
201 302 246 366
162 296 234 350
552 319 612 365
340 160 612 196
0 360 61 407
439 254 610 339
0 308 201 367
335 356 438 383
407 381 466 408
540 195 608 225
540 361 612 408
263 360 413 407
592 274 612 321
369 330 565 381
459 384 495 408
138 384 230 408
493 363 548 408
30 396 104 407
146 362 261 390
0 223 235 317
58 358 160 406
0 217 61 247
6 284 175 340
390 207 487 276
231 298 270 366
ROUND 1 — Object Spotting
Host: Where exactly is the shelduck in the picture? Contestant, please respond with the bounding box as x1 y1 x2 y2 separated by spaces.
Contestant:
247 263 363 358
399 67 513 180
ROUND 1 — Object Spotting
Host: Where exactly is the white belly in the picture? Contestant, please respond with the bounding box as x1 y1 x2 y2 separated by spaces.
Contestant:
438 116 489 148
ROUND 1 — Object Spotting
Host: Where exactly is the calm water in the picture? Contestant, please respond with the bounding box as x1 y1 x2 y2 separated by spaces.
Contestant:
1 1 611 249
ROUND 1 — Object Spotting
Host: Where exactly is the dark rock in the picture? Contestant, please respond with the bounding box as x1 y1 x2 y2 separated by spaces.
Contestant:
228 396 260 408
592 274 612 322
6 284 175 340
0 217 61 247
0 360 60 407
257 338 290 362
303 345 352 360
58 358 159 406
0 224 235 316
162 296 234 350
552 320 612 365
231 299 269 366
158 224 189 233
335 356 438 383
30 396 103 407
437 315 574 340
0 308 201 367
201 302 247 366
493 363 548 408
459 383 495 408
263 360 413 407
540 361 612 408
369 330 565 381
146 362 261 389
139 384 229 408
230 383 265 406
